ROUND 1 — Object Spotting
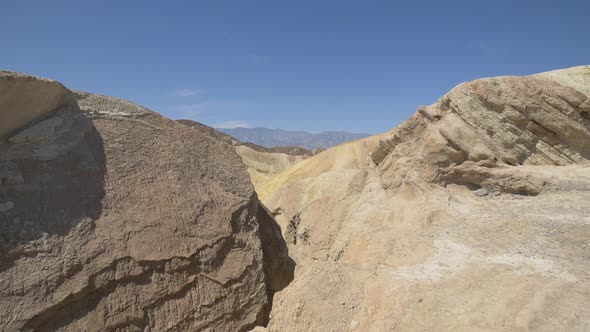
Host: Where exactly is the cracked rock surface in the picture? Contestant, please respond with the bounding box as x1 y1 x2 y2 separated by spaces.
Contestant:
0 71 292 331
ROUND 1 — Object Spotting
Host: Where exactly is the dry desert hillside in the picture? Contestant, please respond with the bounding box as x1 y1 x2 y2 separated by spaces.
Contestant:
253 66 590 331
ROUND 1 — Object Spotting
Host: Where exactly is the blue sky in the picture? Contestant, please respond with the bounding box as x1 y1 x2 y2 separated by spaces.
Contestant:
2 1 589 134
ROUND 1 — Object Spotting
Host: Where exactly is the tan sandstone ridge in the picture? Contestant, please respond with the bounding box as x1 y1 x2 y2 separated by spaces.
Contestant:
254 66 590 331
0 71 293 331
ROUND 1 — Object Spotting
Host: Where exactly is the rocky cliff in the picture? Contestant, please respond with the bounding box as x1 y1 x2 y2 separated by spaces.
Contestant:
371 66 590 194
0 71 292 331
256 66 590 331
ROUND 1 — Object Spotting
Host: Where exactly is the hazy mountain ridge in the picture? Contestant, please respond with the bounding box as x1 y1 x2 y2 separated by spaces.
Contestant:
218 127 370 149
178 119 314 156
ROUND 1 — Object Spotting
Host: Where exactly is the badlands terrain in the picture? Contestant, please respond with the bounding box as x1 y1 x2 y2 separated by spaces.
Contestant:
0 65 588 331
247 66 590 331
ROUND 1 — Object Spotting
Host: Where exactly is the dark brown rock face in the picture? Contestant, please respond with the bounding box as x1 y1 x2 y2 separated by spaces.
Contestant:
0 72 292 331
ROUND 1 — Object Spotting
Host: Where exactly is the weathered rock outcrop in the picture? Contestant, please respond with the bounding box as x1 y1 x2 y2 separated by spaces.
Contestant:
0 71 292 331
372 66 590 194
0 71 68 139
255 66 590 331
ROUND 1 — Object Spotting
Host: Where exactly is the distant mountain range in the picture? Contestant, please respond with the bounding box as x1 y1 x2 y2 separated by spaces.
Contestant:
217 127 370 149
177 120 313 156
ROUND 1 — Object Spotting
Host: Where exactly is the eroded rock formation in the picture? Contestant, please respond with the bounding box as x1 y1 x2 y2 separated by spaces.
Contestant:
255 66 590 331
371 66 590 194
0 71 292 331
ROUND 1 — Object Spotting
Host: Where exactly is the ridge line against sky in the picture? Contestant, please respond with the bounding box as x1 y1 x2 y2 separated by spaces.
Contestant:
1 0 589 134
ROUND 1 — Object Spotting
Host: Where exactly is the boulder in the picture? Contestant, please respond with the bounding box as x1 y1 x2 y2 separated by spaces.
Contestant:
0 71 292 331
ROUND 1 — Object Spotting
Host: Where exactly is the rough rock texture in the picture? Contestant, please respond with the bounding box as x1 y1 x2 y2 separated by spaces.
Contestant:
177 119 241 146
256 66 590 331
0 71 292 331
0 71 68 139
177 120 311 195
372 66 590 194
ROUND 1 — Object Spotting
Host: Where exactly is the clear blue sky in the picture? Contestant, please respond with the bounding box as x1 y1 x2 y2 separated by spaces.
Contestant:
2 1 589 134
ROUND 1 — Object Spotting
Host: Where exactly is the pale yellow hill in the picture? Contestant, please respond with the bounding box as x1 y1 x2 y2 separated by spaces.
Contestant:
234 145 308 194
257 133 384 202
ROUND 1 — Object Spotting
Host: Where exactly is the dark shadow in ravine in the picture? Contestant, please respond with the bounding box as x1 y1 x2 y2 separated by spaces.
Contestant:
253 202 296 329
